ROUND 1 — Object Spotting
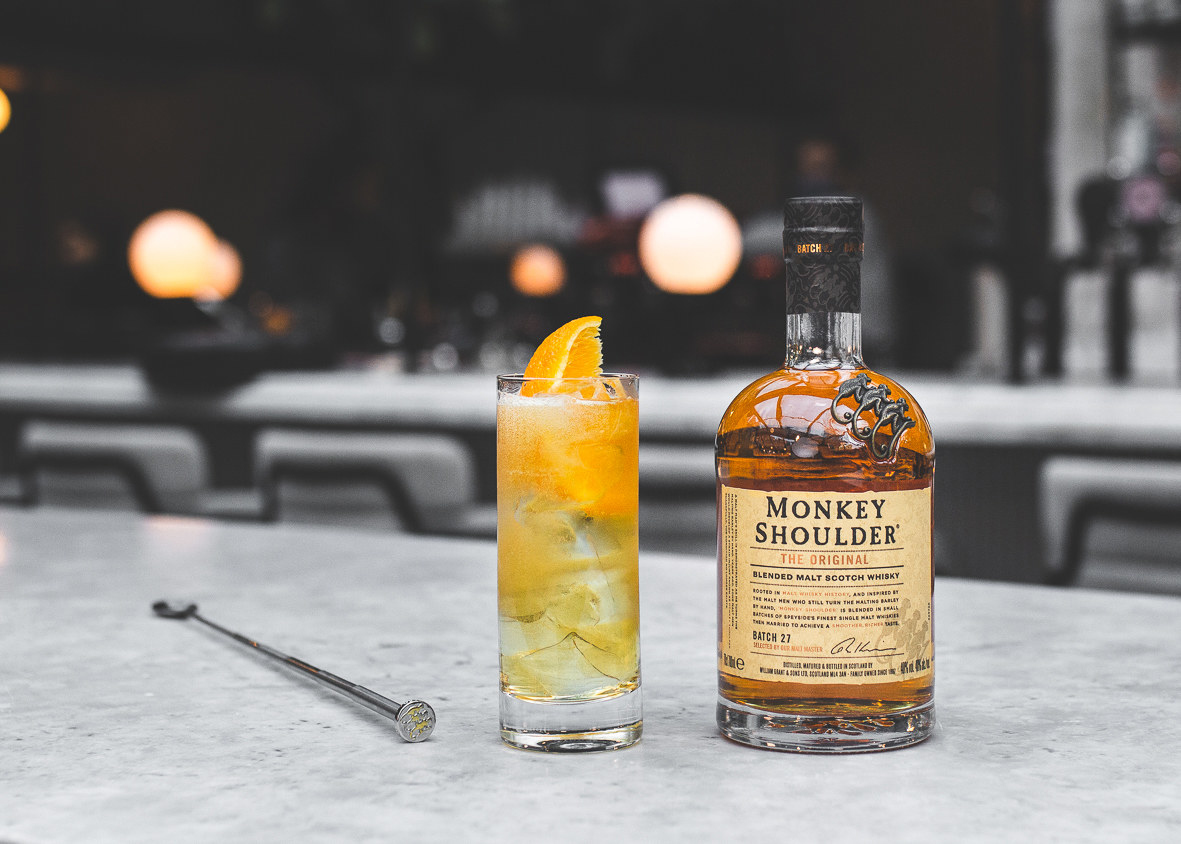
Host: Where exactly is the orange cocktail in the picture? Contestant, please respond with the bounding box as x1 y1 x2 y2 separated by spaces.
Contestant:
497 317 642 752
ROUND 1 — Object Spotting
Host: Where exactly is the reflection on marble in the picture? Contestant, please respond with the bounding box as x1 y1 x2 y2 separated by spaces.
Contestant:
1 508 1179 842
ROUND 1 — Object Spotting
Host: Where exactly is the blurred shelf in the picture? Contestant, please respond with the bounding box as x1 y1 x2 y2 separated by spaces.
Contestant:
2 363 1181 453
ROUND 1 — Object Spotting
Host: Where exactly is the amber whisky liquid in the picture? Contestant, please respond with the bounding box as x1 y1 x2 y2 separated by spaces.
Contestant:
716 368 934 723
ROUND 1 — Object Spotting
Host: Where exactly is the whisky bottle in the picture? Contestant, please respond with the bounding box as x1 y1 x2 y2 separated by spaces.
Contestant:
715 196 934 752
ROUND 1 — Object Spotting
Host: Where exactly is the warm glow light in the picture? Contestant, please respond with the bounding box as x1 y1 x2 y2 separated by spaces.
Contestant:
195 240 243 302
510 244 566 297
128 210 219 299
0 88 10 134
638 194 742 294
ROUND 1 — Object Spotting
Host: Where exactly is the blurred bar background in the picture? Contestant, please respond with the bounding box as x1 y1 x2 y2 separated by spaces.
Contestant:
1 0 1180 591
0 0 1037 372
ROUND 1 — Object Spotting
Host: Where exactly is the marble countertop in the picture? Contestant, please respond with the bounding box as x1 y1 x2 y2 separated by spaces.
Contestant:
3 362 1181 450
1 507 1179 842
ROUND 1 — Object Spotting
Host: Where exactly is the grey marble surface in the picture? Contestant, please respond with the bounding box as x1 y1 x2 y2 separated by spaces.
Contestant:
1 507 1179 843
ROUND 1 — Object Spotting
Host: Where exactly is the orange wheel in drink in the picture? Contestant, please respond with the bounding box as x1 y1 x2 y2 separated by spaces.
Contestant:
521 315 602 396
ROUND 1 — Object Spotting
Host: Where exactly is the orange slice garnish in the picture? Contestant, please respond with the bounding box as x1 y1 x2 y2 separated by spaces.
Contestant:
521 315 603 396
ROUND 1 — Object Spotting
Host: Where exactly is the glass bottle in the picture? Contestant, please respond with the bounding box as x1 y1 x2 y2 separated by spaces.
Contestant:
715 196 935 752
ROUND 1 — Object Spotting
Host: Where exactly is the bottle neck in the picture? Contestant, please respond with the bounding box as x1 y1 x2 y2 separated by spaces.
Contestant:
785 311 863 370
782 201 864 370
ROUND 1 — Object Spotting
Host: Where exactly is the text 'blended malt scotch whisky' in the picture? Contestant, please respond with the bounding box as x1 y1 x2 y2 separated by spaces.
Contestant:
715 196 934 752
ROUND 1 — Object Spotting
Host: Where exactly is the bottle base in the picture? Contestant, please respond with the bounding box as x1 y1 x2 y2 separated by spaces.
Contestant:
500 688 642 752
717 697 934 753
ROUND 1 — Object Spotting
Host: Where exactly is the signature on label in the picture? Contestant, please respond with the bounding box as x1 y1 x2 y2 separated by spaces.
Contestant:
830 637 897 656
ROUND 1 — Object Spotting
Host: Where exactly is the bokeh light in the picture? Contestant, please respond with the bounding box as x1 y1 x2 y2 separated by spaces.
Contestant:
510 244 566 297
0 88 11 134
194 240 243 302
638 194 742 294
128 210 219 299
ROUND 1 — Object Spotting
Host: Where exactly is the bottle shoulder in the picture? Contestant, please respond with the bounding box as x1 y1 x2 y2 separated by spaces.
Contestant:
717 366 934 461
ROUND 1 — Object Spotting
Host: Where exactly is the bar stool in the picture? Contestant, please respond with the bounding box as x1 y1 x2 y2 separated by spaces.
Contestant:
255 428 493 535
17 420 209 514
1040 456 1181 591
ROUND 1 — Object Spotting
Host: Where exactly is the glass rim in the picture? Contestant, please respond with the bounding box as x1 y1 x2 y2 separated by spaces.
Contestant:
497 372 638 384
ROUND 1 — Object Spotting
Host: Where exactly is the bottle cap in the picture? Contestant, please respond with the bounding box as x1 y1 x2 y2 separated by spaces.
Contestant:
782 195 863 314
782 196 863 260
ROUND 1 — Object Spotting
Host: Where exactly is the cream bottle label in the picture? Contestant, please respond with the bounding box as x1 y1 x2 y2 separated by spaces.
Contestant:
719 486 933 685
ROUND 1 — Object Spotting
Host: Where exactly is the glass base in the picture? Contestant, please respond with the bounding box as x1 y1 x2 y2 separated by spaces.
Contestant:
500 688 642 752
717 697 934 753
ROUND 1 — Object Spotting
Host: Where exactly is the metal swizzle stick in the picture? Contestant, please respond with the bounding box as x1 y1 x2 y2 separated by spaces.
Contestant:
151 601 435 742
